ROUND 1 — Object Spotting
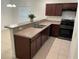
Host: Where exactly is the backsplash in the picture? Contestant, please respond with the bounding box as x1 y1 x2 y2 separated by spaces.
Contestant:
61 11 76 20
46 11 76 21
46 16 62 21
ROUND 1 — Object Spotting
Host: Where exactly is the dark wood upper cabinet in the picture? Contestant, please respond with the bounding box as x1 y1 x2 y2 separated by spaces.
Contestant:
46 4 53 16
45 3 77 16
55 4 63 16
46 4 62 16
63 3 77 10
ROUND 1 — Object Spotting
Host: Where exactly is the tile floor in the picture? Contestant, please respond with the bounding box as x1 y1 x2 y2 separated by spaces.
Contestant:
46 38 71 59
33 37 71 59
1 29 71 59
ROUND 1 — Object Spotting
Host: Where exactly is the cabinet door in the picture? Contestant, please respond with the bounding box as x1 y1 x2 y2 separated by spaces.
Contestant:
52 24 60 37
55 4 62 16
41 34 46 45
31 40 37 58
41 27 49 45
51 4 56 16
63 3 77 10
46 4 62 16
14 35 30 59
31 34 41 58
45 27 49 40
46 4 56 16
46 4 55 16
36 36 42 51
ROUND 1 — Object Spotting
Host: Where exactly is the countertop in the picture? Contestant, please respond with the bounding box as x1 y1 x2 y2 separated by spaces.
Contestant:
14 20 61 39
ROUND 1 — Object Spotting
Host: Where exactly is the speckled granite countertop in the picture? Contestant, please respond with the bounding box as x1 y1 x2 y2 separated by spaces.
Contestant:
14 20 61 39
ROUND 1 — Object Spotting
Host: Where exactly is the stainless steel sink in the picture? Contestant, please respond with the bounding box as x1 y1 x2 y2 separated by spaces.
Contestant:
32 22 46 28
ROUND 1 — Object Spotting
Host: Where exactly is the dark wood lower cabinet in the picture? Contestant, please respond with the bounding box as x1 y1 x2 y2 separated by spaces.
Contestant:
41 27 49 45
31 39 37 58
36 36 42 51
31 36 42 58
51 24 60 37
14 35 31 59
14 26 50 59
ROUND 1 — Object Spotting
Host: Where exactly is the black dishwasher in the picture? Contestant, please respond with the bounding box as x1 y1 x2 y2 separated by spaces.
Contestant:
59 19 74 40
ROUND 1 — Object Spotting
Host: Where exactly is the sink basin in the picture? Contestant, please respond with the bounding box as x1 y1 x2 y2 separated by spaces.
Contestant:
32 23 46 28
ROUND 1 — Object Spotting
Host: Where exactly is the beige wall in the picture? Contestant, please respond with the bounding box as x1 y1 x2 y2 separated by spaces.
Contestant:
10 0 34 24
1 0 34 30
1 0 13 30
70 10 78 59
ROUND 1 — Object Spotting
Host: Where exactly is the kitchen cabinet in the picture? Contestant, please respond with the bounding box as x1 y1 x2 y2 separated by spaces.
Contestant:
46 4 52 16
46 4 62 16
36 36 42 51
31 33 42 58
41 27 49 45
45 3 77 16
51 24 60 37
14 26 50 59
46 4 55 16
55 4 63 16
31 39 37 58
63 3 77 10
14 35 31 59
